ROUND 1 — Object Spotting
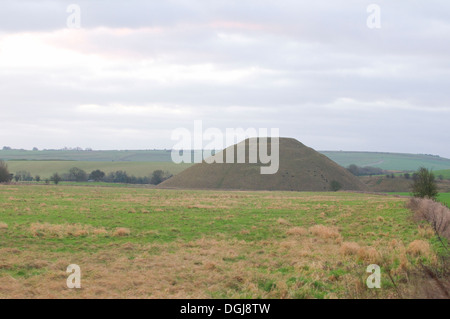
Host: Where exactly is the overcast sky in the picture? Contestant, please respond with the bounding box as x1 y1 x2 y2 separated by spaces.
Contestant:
1 0 449 157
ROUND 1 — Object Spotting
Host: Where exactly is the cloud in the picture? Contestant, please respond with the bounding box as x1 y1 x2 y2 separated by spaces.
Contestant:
0 0 449 157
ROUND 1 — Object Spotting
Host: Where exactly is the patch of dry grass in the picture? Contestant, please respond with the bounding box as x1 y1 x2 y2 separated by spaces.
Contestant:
113 228 131 237
30 223 107 238
286 227 307 236
407 240 431 257
340 242 360 256
0 222 8 230
309 224 341 239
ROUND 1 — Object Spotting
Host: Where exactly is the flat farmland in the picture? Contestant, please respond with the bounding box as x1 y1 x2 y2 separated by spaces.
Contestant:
6 161 193 178
0 185 439 298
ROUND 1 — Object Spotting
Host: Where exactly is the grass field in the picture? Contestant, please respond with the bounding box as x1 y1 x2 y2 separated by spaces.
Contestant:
6 161 193 179
0 185 441 298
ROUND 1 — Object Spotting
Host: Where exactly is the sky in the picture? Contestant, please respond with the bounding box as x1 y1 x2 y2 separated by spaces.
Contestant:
0 0 449 157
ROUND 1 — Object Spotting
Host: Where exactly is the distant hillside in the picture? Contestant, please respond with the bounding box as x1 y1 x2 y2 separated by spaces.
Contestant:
0 149 173 162
2 148 450 172
321 151 450 171
159 138 367 192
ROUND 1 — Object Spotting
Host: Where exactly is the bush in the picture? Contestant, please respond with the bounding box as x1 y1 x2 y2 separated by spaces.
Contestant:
406 197 450 240
330 180 342 192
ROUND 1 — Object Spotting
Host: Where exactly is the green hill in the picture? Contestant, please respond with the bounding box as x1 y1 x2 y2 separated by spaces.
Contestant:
321 151 450 171
159 138 367 191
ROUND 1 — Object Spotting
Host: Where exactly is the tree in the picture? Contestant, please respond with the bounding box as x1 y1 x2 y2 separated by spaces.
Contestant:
68 167 88 182
411 167 438 200
15 171 33 182
35 175 41 182
404 173 410 180
347 164 359 176
50 173 62 185
89 169 105 182
151 170 165 185
0 160 12 183
151 170 172 185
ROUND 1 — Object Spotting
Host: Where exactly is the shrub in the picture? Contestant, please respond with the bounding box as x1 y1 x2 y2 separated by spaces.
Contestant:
406 197 450 240
330 180 342 192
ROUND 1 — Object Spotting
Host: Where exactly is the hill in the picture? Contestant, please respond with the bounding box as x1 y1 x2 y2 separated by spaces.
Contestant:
159 138 367 191
321 151 450 171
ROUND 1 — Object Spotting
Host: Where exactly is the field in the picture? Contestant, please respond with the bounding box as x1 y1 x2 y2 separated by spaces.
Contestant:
6 161 193 179
0 185 440 298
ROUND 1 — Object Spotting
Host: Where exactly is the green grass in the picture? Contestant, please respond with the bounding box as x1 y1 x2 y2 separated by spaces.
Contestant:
5 161 193 178
0 185 438 298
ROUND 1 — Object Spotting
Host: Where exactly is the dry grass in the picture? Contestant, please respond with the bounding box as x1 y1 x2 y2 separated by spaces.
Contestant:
357 246 380 264
113 228 131 237
286 227 307 236
0 222 8 230
309 225 341 239
30 223 108 238
340 242 360 256
277 218 290 226
407 240 431 257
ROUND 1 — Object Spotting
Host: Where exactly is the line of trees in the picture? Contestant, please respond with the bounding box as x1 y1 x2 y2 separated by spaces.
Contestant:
347 164 385 176
0 164 173 186
48 168 172 185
